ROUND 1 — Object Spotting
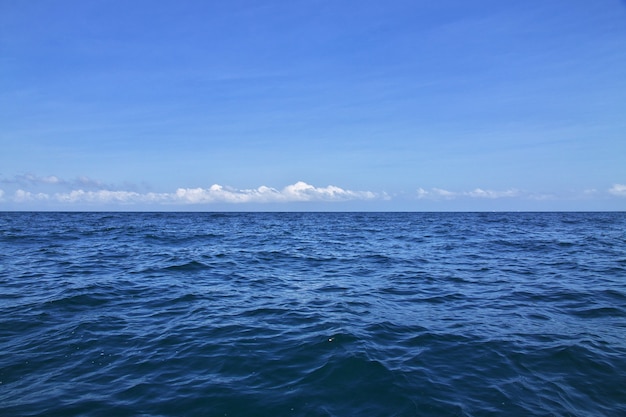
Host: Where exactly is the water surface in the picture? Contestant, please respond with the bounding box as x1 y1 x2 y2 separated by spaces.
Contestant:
1 212 625 416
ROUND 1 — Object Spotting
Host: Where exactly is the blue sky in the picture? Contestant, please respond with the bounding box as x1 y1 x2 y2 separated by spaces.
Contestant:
1 0 625 211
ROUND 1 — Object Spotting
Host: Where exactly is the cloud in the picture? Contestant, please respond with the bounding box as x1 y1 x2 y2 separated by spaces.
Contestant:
174 184 279 204
417 187 520 200
1 174 380 206
416 188 456 199
14 189 50 202
526 192 557 201
1 174 62 185
1 173 110 190
466 188 519 198
54 189 166 204
174 181 378 204
282 181 377 202
609 184 626 197
75 176 107 189
38 175 61 184
3 181 380 206
432 188 457 199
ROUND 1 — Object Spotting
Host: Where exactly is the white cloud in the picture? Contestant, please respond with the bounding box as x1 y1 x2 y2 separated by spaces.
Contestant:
56 190 138 203
466 188 519 198
0 189 4 200
1 173 113 190
6 174 63 185
174 184 279 204
416 188 457 199
1 181 380 205
282 181 376 201
432 188 457 199
41 175 60 184
609 184 626 197
527 193 556 201
14 189 49 202
174 181 377 204
55 189 172 204
416 188 428 199
417 187 519 200
417 188 452 199
0 174 378 205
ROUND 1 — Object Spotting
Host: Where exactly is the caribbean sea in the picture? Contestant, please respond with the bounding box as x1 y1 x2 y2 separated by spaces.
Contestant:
1 212 625 416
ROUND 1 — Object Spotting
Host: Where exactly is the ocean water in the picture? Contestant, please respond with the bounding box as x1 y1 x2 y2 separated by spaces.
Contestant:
1 212 625 417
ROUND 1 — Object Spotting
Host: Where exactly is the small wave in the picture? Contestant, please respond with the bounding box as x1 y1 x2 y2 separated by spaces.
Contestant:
162 260 211 272
570 306 625 318
3 212 626 417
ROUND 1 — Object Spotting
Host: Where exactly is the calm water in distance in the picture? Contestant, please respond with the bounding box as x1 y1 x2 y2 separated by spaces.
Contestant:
1 212 625 416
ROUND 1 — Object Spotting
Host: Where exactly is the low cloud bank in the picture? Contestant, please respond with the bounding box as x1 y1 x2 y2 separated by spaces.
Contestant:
3 181 380 205
175 182 377 204
2 174 625 208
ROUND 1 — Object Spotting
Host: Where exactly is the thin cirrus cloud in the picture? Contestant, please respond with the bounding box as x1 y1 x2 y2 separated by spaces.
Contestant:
1 173 108 189
0 173 63 186
416 187 520 200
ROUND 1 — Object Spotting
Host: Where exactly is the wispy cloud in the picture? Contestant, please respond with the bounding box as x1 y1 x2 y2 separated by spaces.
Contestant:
1 173 109 190
609 184 626 197
1 174 62 185
416 187 520 200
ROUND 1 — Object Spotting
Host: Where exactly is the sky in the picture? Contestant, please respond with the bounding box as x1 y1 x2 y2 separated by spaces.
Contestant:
1 0 625 211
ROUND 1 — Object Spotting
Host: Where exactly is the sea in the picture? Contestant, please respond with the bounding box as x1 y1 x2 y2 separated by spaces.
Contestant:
1 212 625 417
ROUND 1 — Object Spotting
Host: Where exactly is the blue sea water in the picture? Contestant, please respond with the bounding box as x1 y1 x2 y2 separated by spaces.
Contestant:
1 212 625 416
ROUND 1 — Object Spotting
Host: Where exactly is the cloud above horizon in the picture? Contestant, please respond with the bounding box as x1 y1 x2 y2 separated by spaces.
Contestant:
1 174 624 209
416 187 520 200
1 173 114 190
1 181 381 205
174 182 379 204
608 184 626 197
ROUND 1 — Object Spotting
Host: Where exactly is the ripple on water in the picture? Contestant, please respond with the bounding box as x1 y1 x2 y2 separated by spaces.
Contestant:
0 212 625 416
